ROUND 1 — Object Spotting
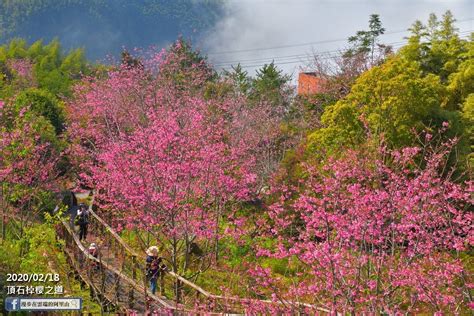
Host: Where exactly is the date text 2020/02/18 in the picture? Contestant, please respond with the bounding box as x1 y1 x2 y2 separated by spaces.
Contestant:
6 273 60 283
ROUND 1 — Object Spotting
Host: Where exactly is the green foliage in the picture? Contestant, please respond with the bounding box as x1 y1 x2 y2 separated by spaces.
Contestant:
304 12 471 172
345 13 386 62
0 0 223 41
142 0 225 33
251 62 292 106
0 221 101 313
0 0 104 37
203 79 235 101
210 62 292 109
446 35 474 111
308 56 448 152
0 221 59 273
0 39 88 97
222 237 252 267
222 64 252 96
160 38 216 91
400 11 468 82
19 224 60 270
261 257 292 276
14 88 65 134
1 97 63 150
461 93 474 169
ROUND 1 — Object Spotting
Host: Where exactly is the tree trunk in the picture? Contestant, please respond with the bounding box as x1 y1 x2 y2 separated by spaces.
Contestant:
172 235 181 304
214 202 221 263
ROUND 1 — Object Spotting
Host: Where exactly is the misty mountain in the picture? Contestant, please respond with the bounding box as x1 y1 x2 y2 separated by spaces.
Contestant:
0 0 224 61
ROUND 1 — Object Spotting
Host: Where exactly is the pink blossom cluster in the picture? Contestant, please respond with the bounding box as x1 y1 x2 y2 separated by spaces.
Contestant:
253 141 473 313
8 59 34 82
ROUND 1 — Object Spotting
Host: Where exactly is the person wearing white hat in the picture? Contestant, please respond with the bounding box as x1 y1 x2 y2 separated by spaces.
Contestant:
146 246 166 295
88 243 99 271
146 246 159 256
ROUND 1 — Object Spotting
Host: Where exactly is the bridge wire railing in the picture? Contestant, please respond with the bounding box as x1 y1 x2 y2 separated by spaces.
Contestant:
82 201 330 314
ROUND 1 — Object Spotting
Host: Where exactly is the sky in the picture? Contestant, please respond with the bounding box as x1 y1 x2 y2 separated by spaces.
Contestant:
201 0 474 77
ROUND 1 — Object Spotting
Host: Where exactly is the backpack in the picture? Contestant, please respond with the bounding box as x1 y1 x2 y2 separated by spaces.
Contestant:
76 210 89 225
147 256 164 278
150 257 161 270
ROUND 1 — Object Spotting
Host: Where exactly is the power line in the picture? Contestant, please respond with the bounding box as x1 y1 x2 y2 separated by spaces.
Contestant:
216 42 410 69
207 30 410 56
216 32 472 70
206 17 474 56
213 40 408 66
214 32 472 69
216 31 472 68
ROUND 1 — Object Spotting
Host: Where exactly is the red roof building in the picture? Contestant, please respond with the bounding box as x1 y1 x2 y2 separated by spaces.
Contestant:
297 72 326 95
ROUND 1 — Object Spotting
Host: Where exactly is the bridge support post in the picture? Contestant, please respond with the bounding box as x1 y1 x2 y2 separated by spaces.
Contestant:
175 279 182 304
129 255 136 309
159 273 165 296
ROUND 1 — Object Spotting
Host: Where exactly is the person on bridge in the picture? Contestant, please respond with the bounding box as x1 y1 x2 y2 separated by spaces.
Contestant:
146 246 167 295
88 243 100 271
77 203 90 241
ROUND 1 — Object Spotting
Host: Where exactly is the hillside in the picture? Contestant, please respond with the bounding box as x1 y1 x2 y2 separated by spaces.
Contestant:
0 10 472 315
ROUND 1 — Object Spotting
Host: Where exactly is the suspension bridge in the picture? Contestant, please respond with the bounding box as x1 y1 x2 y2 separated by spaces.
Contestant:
55 191 328 315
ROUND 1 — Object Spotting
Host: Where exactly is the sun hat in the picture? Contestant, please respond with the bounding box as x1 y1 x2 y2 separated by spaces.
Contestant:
146 246 159 256
89 243 97 249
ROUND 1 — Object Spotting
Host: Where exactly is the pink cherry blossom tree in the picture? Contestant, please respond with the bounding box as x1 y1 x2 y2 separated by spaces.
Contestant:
93 96 256 264
67 43 275 287
249 135 473 314
0 101 62 240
